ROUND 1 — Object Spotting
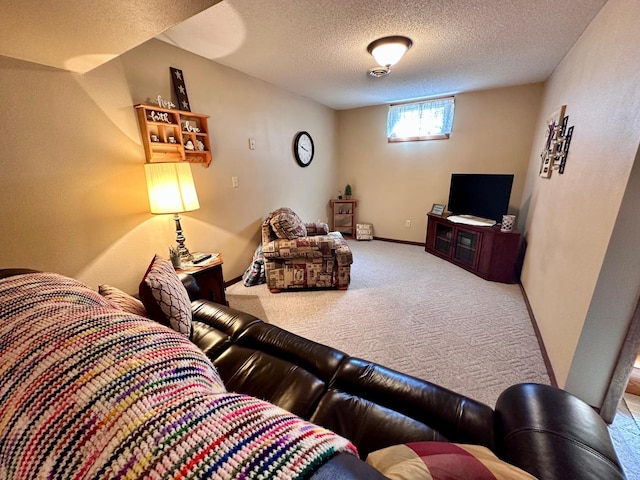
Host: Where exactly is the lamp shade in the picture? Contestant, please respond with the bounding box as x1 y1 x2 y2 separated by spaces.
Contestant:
144 162 200 214
367 36 413 67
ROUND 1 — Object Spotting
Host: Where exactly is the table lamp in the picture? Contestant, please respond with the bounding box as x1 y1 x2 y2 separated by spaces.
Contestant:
144 162 200 261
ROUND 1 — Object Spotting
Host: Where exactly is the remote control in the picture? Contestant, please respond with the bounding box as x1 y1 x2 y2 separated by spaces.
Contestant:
193 254 212 264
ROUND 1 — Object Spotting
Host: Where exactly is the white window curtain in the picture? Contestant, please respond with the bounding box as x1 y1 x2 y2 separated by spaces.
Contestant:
387 97 455 142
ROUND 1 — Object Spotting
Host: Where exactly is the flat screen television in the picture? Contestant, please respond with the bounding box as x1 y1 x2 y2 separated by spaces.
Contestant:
447 174 514 223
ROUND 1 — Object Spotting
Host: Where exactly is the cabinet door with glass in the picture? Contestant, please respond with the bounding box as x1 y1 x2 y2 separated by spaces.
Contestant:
453 229 480 268
434 223 454 255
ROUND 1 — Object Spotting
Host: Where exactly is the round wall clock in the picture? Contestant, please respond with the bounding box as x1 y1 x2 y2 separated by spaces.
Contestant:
293 131 314 167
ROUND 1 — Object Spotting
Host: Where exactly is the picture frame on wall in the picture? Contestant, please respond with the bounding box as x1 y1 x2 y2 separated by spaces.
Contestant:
431 203 446 216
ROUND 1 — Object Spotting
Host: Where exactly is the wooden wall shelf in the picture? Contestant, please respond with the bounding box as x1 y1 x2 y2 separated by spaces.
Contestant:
135 104 211 167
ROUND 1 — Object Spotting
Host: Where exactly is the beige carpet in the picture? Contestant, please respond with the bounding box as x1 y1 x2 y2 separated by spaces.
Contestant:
611 395 640 478
226 239 549 407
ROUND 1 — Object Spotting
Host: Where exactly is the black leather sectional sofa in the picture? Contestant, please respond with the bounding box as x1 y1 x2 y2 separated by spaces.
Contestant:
0 268 624 479
181 274 625 479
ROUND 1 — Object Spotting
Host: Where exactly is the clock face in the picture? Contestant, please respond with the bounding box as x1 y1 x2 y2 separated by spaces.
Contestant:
294 131 314 167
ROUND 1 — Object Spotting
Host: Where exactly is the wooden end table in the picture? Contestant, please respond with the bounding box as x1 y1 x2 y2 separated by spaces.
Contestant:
176 253 228 305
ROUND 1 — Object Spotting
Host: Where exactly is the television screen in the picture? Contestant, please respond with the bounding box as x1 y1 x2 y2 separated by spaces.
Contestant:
447 174 514 223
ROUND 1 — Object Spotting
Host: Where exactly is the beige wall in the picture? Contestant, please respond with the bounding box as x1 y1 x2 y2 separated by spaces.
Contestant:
520 0 640 405
337 85 543 243
0 39 338 294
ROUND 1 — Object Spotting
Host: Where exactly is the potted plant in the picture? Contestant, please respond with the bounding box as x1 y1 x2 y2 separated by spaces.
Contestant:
345 184 352 199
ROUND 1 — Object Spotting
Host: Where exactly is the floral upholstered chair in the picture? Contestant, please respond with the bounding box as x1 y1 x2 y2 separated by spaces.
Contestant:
262 207 353 292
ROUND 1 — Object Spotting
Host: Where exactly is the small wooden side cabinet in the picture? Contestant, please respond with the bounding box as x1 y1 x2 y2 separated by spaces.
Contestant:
330 199 357 237
176 254 228 305
425 213 520 283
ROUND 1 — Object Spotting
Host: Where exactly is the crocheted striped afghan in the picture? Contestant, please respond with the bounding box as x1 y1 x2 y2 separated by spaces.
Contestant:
0 273 356 479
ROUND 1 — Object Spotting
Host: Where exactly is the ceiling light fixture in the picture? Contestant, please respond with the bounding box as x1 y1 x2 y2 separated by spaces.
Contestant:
367 35 413 77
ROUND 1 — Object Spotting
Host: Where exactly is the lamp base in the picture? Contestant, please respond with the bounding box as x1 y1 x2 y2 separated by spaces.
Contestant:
173 214 193 261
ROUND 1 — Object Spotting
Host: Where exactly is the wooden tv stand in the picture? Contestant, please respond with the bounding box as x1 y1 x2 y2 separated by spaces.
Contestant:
425 213 520 283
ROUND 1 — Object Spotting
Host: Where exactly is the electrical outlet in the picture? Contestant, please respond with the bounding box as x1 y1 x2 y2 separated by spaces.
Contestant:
405 220 411 228
232 176 239 188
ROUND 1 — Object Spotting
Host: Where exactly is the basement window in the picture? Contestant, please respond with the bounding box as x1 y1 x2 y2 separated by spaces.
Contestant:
387 97 455 142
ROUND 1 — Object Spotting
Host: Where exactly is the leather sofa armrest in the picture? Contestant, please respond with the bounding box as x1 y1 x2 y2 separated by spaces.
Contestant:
189 300 261 359
494 383 624 480
179 273 202 301
312 357 495 458
210 322 348 419
234 322 348 380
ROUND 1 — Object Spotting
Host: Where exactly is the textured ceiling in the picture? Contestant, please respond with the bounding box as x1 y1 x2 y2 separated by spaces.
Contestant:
0 0 221 73
0 0 606 107
157 0 607 110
